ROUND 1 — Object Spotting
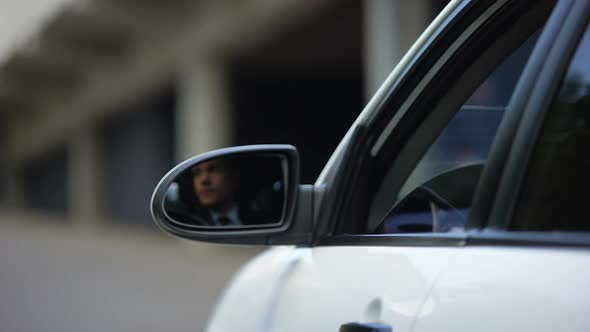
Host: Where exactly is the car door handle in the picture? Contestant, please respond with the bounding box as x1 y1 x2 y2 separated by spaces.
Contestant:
339 322 392 332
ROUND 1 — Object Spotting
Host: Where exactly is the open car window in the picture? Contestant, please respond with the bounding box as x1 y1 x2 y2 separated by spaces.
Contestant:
371 31 542 235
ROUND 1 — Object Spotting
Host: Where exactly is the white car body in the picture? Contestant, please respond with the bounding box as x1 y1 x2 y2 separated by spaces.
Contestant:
207 246 590 332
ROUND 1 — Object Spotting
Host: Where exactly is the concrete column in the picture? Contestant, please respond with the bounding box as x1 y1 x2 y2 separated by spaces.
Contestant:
175 58 264 261
176 59 233 161
364 0 431 100
69 129 103 230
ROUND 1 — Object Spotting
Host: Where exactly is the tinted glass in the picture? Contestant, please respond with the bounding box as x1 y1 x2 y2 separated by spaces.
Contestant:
512 23 590 231
164 154 286 228
376 34 540 234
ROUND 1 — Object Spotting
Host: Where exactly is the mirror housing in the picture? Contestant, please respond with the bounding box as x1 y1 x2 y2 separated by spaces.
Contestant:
151 145 314 245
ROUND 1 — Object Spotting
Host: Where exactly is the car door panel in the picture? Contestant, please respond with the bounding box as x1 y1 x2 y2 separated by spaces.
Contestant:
205 246 299 332
414 247 590 332
270 246 459 332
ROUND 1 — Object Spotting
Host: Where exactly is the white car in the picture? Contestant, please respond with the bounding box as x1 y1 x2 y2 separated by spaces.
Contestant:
151 0 590 331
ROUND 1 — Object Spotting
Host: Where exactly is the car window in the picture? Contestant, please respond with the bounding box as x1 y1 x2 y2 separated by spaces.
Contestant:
374 33 540 235
512 22 590 232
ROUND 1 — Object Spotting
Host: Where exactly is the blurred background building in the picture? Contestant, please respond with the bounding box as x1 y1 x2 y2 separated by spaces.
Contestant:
0 0 447 330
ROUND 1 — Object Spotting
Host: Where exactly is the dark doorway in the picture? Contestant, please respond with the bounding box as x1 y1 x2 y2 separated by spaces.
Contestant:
229 0 363 183
231 72 362 183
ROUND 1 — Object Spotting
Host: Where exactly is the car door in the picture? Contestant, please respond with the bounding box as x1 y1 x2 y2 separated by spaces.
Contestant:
414 1 590 331
269 1 558 332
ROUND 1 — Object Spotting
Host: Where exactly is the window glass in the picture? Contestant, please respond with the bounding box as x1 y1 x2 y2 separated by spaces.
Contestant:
375 34 539 234
512 23 590 232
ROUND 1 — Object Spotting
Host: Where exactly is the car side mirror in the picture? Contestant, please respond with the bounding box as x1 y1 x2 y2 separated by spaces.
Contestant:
151 145 313 245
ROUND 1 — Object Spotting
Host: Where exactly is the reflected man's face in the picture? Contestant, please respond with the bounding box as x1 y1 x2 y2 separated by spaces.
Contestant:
192 159 236 212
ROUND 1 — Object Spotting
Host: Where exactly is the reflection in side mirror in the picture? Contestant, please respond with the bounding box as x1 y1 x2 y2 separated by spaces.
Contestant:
163 154 286 228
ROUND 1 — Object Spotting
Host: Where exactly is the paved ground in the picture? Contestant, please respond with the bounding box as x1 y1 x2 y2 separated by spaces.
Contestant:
0 218 263 332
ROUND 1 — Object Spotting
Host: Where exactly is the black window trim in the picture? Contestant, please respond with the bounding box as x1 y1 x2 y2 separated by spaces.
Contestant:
315 231 590 248
316 0 565 247
365 0 527 233
310 0 479 243
335 0 558 238
488 0 590 230
368 0 500 155
312 0 548 243
468 0 576 229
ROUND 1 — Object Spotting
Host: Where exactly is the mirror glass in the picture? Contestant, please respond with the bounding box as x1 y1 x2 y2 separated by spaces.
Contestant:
163 154 286 228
